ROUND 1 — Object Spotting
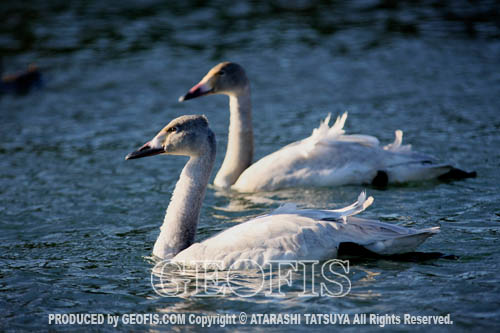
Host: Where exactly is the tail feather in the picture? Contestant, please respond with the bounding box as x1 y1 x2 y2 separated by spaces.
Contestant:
330 112 348 135
384 130 412 153
310 112 347 141
338 242 453 261
362 227 440 255
388 164 476 183
330 191 374 223
438 167 477 181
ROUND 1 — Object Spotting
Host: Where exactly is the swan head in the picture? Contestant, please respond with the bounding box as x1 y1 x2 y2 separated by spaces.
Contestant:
179 62 249 101
125 115 215 160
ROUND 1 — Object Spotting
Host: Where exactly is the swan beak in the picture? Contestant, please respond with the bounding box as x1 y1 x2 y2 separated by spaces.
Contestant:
179 82 212 102
125 141 164 160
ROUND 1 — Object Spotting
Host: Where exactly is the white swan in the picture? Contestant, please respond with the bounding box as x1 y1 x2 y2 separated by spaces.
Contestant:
126 115 439 268
179 62 475 192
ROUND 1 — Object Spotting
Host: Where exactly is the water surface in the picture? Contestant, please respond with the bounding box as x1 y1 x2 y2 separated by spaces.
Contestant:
1 0 499 331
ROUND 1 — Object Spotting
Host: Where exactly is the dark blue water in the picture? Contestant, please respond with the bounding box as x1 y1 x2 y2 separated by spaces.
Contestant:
1 1 499 331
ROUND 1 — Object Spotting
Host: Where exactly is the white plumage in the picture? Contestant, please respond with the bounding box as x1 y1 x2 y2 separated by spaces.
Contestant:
231 112 449 192
179 62 475 192
126 115 439 269
173 191 439 269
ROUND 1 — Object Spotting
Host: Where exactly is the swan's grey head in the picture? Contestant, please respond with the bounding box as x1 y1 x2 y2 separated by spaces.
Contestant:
125 115 215 159
179 62 249 101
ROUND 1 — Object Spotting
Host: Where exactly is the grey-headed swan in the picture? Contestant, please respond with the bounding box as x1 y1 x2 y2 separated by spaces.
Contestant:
179 62 475 192
126 115 439 268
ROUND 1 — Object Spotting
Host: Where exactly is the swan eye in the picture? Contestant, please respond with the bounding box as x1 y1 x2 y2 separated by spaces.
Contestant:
218 70 225 76
168 126 178 133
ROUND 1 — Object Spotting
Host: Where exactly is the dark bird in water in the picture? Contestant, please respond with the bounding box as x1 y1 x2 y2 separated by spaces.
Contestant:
1 60 43 95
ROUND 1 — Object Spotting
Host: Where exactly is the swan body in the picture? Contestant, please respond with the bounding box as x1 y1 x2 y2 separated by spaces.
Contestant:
179 62 475 192
126 115 439 268
230 114 452 192
172 196 439 269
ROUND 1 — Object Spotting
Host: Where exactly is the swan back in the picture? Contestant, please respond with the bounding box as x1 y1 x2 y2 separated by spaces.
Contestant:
172 192 439 269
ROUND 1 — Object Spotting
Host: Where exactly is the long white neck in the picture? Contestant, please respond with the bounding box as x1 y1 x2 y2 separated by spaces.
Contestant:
214 86 254 188
152 143 215 259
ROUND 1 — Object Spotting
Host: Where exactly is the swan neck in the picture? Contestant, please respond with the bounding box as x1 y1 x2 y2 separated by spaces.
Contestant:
153 144 215 259
214 87 254 188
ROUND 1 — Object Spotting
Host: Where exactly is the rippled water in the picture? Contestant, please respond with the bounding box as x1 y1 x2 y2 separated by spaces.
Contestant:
1 0 499 331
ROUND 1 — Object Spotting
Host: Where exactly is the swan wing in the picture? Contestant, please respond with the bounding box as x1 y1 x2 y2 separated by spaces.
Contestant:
269 191 373 222
173 215 439 269
232 138 386 192
231 113 386 191
172 193 439 268
282 113 380 153
232 114 452 191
